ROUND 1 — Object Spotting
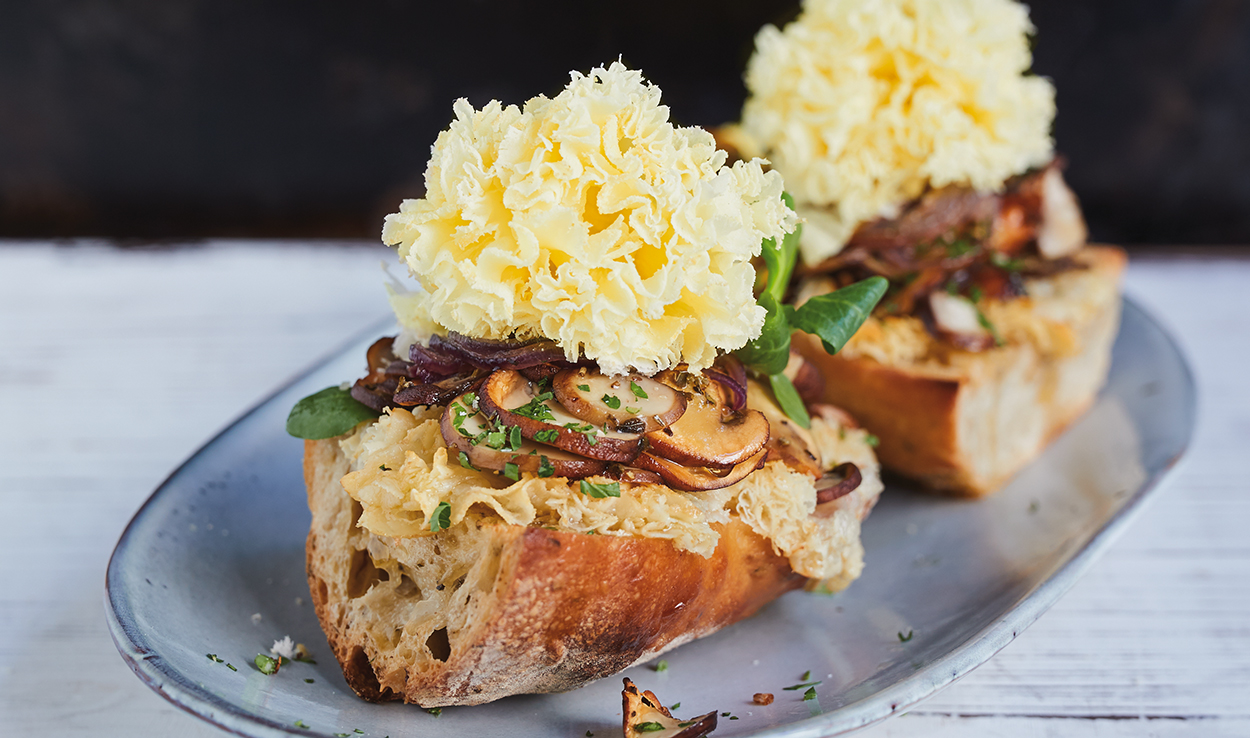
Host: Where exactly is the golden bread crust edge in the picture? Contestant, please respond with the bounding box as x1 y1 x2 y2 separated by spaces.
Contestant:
794 245 1127 496
304 438 806 706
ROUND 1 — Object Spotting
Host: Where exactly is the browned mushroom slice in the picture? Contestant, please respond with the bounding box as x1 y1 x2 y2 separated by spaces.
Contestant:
478 370 644 463
439 394 606 479
603 465 665 485
644 385 770 469
634 448 768 492
623 677 718 738
783 351 826 406
551 367 686 433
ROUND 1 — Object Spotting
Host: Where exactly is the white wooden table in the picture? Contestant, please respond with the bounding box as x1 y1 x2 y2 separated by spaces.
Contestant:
1 242 1246 737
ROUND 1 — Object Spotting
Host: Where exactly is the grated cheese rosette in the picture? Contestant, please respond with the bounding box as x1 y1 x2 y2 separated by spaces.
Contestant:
383 61 795 376
740 0 1055 264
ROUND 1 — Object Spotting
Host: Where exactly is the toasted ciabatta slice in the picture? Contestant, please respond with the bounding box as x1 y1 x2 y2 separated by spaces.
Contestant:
305 393 881 707
793 245 1126 497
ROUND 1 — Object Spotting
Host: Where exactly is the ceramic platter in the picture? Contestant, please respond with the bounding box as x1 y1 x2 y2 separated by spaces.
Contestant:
107 298 1195 737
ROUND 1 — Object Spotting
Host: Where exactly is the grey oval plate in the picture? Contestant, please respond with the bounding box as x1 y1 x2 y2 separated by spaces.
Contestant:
106 297 1195 738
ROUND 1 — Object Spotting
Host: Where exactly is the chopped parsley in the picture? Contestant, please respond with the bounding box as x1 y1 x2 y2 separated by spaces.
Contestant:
654 659 668 672
802 670 812 681
577 383 591 392
945 238 975 258
803 686 817 701
206 653 222 663
538 456 555 478
254 653 279 675
783 680 823 691
534 428 559 443
633 723 666 733
294 719 309 729
669 702 680 710
335 733 350 737
991 252 1025 271
304 678 315 683
579 479 620 498
898 629 914 642
968 286 984 304
429 501 452 532
503 462 520 482
630 381 649 399
976 307 1004 346
512 392 556 422
458 451 478 471
226 663 237 672
602 394 621 409
378 464 391 471
865 434 880 447
626 406 640 414
426 707 442 717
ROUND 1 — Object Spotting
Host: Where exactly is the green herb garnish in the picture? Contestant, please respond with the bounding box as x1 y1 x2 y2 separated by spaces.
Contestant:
633 723 666 733
226 663 237 671
769 373 810 429
206 653 222 662
458 451 478 471
503 462 520 481
626 406 640 414
865 434 880 447
602 394 621 409
669 702 680 710
783 680 823 691
945 239 975 257
429 501 452 532
579 479 621 498
630 381 649 399
512 392 556 422
378 464 391 471
286 385 379 440
255 653 279 675
538 456 555 478
802 670 811 680
294 720 309 729
304 678 315 683
735 196 887 426
534 429 559 443
898 630 914 642
654 659 668 672
577 384 590 392
426 707 442 717
976 308 1004 346
803 686 817 701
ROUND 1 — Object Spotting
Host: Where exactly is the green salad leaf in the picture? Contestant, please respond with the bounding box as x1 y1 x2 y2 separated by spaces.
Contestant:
734 193 887 425
785 276 889 355
285 386 379 440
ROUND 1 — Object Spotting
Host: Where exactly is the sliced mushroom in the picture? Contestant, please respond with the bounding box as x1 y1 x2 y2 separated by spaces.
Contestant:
1036 166 1087 259
927 291 996 352
552 367 685 433
749 377 822 477
782 351 825 406
477 370 644 463
603 465 665 485
439 394 606 479
623 677 717 738
634 448 768 492
644 379 770 469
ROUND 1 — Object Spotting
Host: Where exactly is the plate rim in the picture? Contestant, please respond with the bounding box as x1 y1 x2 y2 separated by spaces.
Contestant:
105 297 1196 738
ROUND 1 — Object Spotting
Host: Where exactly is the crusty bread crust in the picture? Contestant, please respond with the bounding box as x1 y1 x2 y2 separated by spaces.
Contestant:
793 245 1126 496
305 438 806 706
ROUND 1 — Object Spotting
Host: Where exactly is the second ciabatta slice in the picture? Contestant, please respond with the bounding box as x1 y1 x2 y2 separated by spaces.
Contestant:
792 245 1126 497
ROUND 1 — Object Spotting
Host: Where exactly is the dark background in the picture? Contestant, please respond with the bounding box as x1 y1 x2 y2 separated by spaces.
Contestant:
1 0 1247 244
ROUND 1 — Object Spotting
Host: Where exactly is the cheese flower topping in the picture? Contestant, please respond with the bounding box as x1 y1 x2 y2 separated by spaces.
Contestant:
384 62 795 376
740 0 1055 264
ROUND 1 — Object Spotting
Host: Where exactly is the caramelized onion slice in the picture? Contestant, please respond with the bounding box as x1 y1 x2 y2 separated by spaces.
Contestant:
634 448 768 492
552 368 685 433
439 394 605 479
815 462 862 504
644 389 770 470
478 370 644 463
